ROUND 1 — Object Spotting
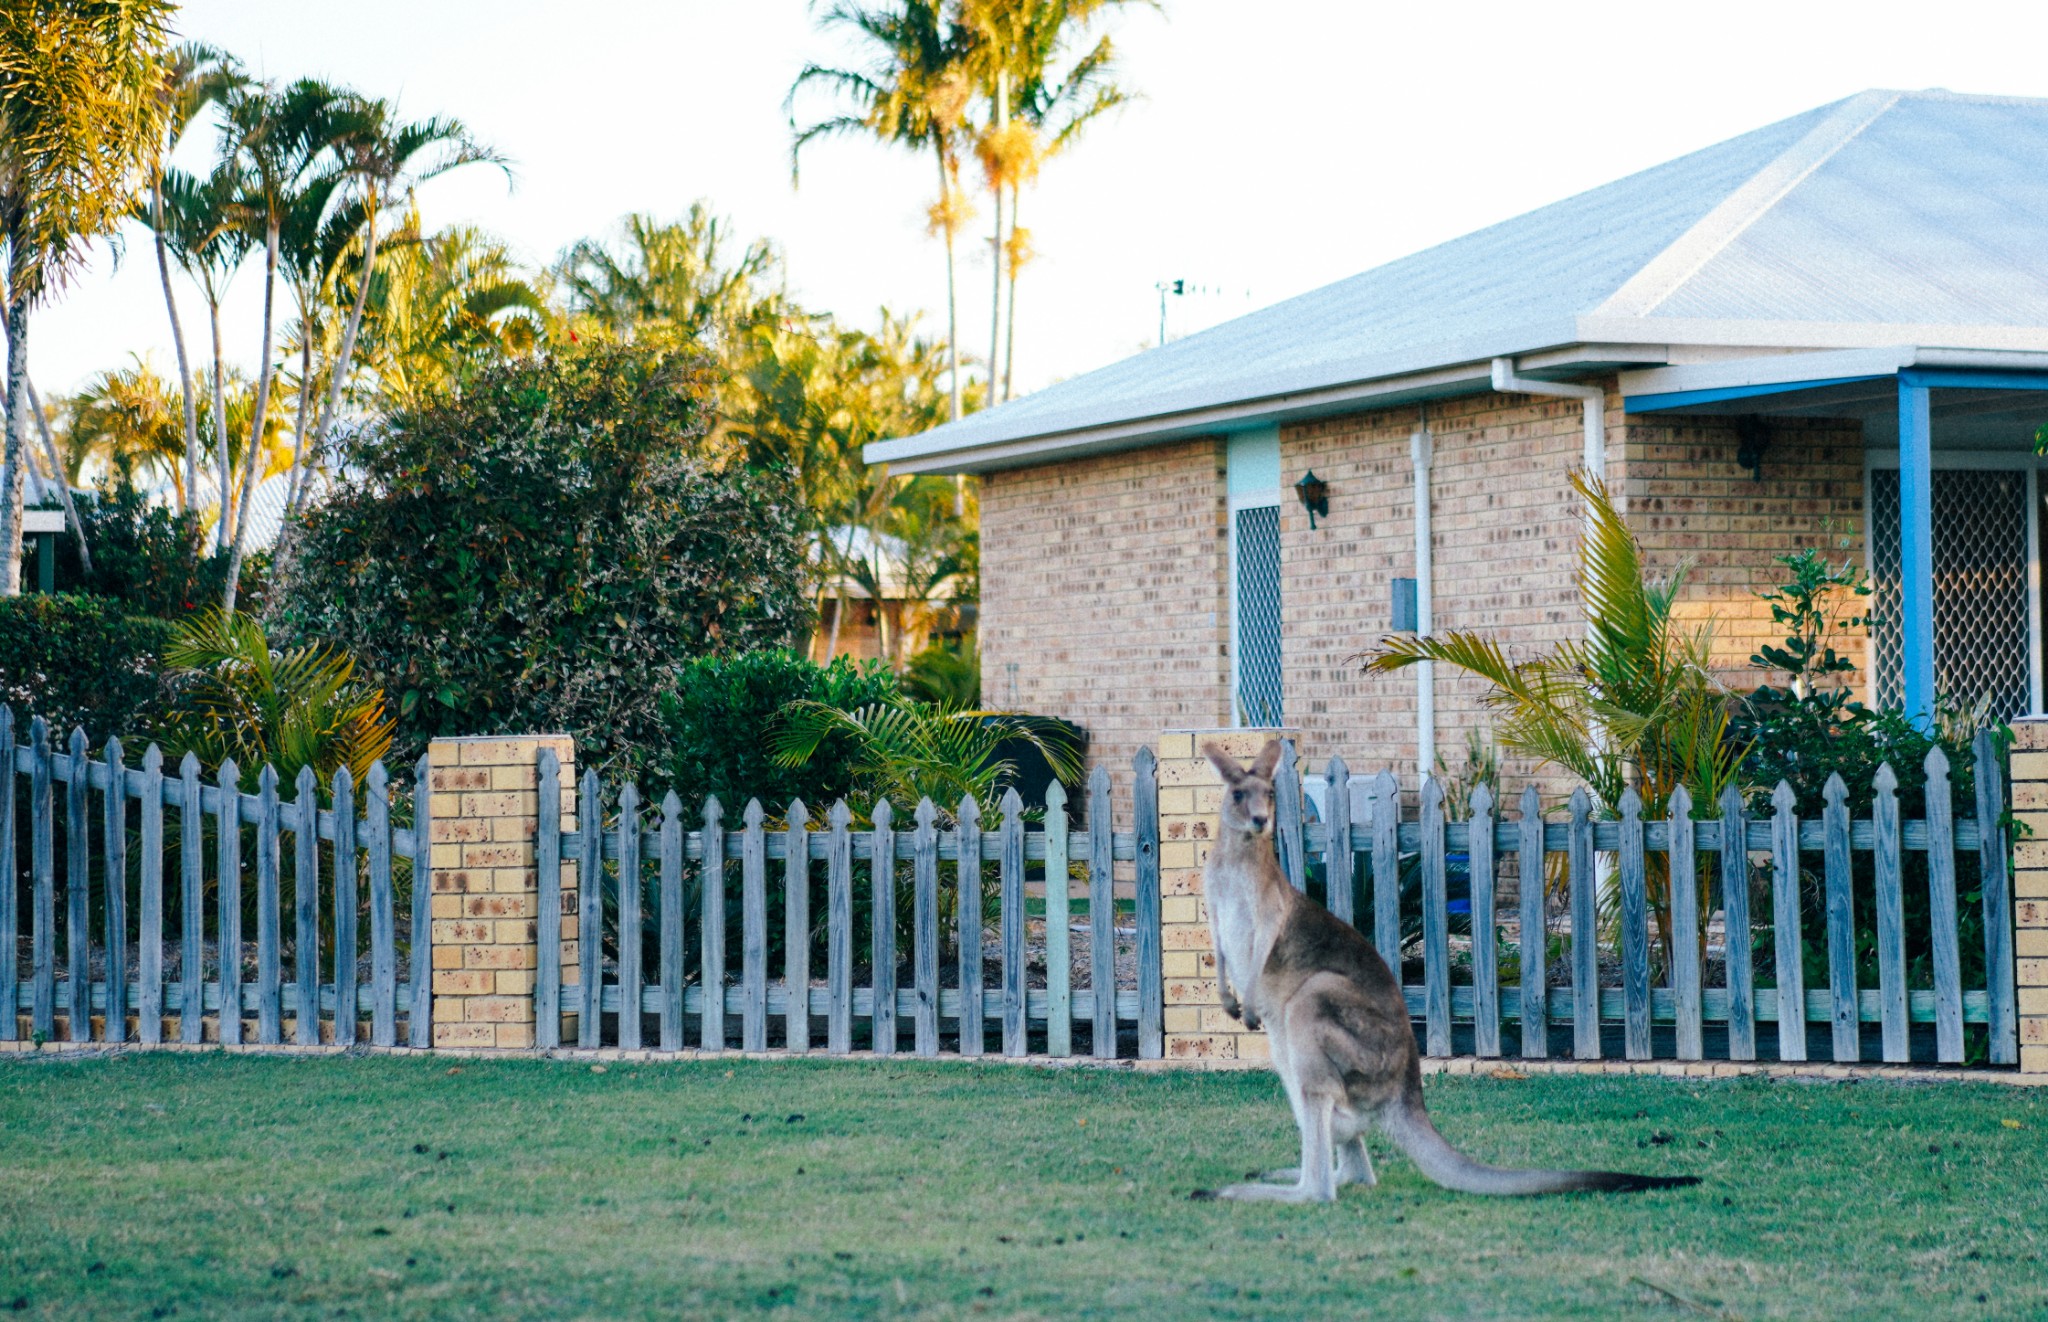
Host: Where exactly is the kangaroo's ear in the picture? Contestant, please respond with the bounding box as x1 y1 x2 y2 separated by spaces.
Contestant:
1249 739 1284 781
1200 741 1241 783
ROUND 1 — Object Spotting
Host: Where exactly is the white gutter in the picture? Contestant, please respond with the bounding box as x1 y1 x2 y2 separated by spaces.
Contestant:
1491 357 1606 477
1410 420 1436 779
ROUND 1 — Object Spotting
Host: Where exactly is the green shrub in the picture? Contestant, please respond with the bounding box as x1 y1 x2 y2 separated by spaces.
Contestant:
277 337 816 781
660 649 899 810
51 480 255 618
0 594 174 739
900 641 979 707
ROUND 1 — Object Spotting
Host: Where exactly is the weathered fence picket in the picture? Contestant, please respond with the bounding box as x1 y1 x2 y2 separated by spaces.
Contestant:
871 798 897 1055
659 790 684 1053
1568 787 1598 1060
333 766 358 1048
368 761 397 1047
999 789 1025 1057
701 795 727 1051
1043 781 1072 1058
1420 778 1450 1057
408 756 433 1048
293 766 319 1047
616 784 642 1052
577 770 602 1050
1769 781 1805 1062
1275 742 1305 891
1873 764 1908 1062
1324 755 1355 926
179 751 203 1045
535 749 564 1051
1822 774 1859 1062
827 800 852 1055
956 794 983 1057
103 737 128 1044
255 764 282 1044
912 798 939 1057
742 798 769 1052
0 709 13 1044
66 728 88 1043
1517 784 1545 1059
1718 783 1756 1061
1372 770 1400 963
1135 747 1163 1060
1618 788 1651 1061
138 744 164 1045
216 758 242 1045
1925 749 1964 1061
1086 769 1111 1059
1467 783 1499 1057
1667 785 1702 1061
783 800 810 1051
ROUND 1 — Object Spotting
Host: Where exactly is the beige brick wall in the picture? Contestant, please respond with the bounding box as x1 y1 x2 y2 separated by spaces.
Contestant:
978 386 1873 796
1278 388 1597 790
1157 728 1290 1064
1619 413 1868 694
979 437 1231 785
2010 718 2048 1074
427 735 577 1050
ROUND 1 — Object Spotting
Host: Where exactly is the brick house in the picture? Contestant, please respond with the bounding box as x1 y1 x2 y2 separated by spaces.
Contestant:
869 89 2048 789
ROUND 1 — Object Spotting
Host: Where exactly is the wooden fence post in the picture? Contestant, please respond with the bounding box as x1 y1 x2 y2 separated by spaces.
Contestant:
1156 727 1296 1065
2007 718 2047 1074
425 735 577 1050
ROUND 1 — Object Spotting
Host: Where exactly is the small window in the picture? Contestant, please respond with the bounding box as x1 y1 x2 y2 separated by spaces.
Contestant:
1234 503 1284 724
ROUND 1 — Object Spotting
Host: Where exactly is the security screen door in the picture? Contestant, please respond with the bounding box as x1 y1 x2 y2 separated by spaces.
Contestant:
1868 465 2036 719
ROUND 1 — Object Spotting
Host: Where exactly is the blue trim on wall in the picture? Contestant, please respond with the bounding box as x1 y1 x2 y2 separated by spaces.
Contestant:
1898 368 2048 392
1623 376 1879 413
1897 380 1935 725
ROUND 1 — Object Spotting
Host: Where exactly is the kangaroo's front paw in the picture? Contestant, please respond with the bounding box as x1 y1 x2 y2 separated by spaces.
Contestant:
1219 990 1242 1022
1241 1008 1262 1032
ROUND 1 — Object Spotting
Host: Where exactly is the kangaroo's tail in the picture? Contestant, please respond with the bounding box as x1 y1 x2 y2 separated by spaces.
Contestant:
1380 1091 1701 1197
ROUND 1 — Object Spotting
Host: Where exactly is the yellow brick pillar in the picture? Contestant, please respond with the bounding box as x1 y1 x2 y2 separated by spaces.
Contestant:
2011 719 2048 1074
426 735 577 1050
1158 727 1296 1066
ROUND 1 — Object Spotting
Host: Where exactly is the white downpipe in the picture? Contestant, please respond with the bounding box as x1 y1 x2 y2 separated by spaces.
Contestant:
1491 357 1606 477
1411 422 1435 780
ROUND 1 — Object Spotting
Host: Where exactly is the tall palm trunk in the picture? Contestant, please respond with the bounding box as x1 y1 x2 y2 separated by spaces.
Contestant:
0 285 28 597
222 218 279 614
310 196 379 472
272 329 314 558
153 176 198 513
934 145 960 425
24 379 90 575
1002 182 1020 402
986 71 1008 408
208 293 229 551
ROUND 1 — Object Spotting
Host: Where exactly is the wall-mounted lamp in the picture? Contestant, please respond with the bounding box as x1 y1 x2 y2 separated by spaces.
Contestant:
1735 414 1770 481
1294 470 1329 529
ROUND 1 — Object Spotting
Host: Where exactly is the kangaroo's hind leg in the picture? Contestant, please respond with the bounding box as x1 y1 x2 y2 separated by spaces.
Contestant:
1215 1094 1338 1204
1336 1137 1376 1188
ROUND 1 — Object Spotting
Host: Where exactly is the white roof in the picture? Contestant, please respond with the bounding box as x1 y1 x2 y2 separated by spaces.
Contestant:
872 88 2048 474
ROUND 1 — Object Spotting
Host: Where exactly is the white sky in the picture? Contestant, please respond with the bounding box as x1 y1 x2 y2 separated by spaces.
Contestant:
30 0 2048 400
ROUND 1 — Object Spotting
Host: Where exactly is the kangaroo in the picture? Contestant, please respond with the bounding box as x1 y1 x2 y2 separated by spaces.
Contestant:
1191 739 1701 1203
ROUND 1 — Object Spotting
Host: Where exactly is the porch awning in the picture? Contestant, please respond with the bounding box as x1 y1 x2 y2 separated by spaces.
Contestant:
1621 348 2048 721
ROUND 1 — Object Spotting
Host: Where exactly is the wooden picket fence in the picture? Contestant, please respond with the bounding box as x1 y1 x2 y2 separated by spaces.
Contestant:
1 701 2021 1069
1270 732 2018 1066
537 748 1163 1058
1 712 434 1047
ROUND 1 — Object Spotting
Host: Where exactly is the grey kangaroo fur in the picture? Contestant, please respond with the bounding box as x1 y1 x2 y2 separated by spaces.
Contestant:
1191 739 1701 1203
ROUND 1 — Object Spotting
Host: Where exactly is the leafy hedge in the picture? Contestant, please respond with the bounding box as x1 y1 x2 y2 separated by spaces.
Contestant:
278 338 815 781
660 649 899 810
0 594 174 739
50 480 255 618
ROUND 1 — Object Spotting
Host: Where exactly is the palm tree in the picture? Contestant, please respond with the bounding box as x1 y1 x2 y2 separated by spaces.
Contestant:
0 0 175 595
63 357 185 496
1361 471 1745 962
790 2 974 424
220 77 346 612
284 97 499 489
141 41 242 512
557 207 781 352
158 161 253 543
962 0 1137 401
350 219 546 413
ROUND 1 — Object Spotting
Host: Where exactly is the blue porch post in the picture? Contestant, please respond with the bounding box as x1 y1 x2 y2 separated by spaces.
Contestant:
1898 379 1936 724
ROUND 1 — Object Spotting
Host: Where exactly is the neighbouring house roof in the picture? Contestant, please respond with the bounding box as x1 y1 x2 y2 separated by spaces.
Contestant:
870 88 2048 474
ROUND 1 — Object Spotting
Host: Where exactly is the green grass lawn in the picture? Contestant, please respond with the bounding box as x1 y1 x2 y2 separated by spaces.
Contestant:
2 1055 2045 1320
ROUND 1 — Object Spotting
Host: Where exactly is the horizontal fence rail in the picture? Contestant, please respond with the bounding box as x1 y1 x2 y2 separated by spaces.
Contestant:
2 712 432 1048
535 749 1163 1060
1262 735 2017 1068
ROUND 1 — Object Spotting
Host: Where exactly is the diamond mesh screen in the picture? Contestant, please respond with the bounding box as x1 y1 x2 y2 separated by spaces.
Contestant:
1234 503 1285 725
1869 467 2031 719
